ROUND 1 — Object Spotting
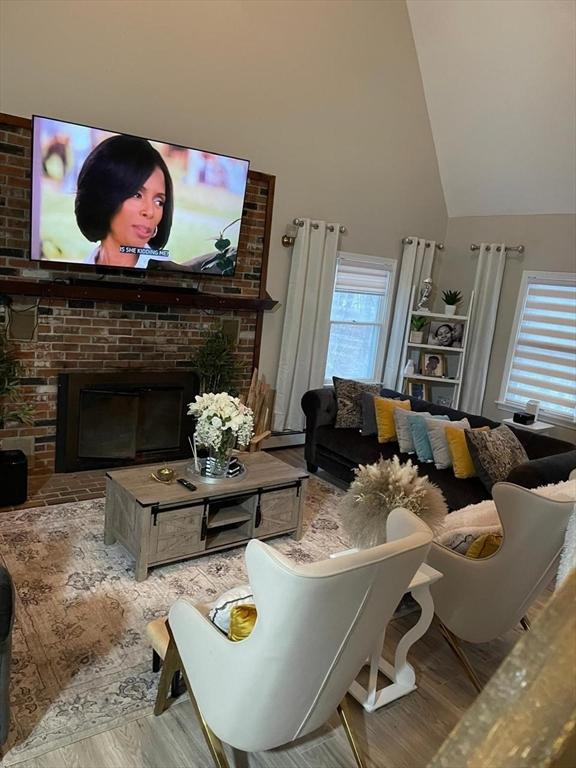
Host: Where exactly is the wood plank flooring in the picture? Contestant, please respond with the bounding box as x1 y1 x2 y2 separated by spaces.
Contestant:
3 447 544 768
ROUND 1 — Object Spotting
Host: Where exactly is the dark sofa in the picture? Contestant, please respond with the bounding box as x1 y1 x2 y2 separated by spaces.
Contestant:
0 566 14 749
302 387 576 511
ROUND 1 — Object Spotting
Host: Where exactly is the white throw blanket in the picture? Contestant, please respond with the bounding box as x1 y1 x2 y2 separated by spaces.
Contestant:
435 480 576 586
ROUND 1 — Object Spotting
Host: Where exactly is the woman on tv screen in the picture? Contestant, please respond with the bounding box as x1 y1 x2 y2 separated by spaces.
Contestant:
31 116 250 276
75 134 174 268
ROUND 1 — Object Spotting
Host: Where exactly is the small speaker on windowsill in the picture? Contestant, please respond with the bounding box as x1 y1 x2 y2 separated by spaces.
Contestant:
513 411 536 425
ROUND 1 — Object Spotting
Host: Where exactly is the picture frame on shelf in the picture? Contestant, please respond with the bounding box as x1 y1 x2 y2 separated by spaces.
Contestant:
429 321 464 348
434 394 453 408
421 352 445 377
407 380 430 400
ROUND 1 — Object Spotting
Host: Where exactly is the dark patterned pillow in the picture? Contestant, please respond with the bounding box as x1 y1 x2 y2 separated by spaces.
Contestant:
465 425 529 491
333 377 380 429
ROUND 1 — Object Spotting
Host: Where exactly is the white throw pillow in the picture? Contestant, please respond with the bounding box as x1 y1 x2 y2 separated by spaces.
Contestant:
426 417 471 470
208 584 254 634
394 407 418 453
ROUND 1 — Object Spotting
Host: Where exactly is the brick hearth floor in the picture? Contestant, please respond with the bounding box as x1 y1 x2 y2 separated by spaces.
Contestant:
0 468 108 512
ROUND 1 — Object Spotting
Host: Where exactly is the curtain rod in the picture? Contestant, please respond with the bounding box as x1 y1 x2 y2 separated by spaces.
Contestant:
402 237 444 250
292 218 347 234
470 244 525 253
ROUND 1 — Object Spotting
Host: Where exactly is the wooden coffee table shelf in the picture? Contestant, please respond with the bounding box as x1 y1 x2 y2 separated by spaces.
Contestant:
104 452 308 581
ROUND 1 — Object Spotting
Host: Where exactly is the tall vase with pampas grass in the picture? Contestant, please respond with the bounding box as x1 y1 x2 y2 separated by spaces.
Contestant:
339 456 447 548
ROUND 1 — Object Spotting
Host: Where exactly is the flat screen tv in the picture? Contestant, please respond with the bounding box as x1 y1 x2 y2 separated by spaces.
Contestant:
30 116 250 276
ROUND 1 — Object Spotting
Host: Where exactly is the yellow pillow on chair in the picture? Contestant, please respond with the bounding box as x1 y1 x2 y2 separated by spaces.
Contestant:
228 604 258 641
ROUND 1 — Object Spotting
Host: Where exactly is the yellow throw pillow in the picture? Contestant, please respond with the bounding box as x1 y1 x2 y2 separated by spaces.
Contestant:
228 604 258 641
466 533 503 558
373 397 411 443
446 426 491 478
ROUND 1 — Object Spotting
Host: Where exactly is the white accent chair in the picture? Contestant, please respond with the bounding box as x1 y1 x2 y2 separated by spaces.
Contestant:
161 508 432 768
427 481 575 691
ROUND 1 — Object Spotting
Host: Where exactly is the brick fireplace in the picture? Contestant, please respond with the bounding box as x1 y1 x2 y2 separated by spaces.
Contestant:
0 113 276 476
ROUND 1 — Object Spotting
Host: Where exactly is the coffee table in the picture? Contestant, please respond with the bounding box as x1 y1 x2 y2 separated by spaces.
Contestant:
104 452 308 581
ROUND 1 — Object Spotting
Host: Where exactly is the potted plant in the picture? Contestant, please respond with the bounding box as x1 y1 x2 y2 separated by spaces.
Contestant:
410 315 429 344
190 329 240 395
0 333 32 506
0 334 32 430
442 289 462 316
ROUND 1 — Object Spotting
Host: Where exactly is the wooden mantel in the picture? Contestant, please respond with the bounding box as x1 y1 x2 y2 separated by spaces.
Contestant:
0 278 277 311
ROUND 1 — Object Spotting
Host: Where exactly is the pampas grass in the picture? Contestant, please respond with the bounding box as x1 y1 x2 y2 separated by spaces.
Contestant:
339 456 447 548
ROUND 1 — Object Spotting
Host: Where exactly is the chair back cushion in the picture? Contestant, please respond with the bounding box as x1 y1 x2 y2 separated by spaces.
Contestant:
169 509 432 752
429 483 574 643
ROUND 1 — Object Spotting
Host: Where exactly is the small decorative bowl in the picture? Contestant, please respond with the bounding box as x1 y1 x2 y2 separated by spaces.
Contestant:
156 467 175 482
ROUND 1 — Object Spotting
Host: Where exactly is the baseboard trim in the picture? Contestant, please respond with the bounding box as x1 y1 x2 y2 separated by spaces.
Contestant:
262 432 305 449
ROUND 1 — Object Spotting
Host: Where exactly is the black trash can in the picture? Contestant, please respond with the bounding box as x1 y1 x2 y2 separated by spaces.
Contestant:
0 450 28 507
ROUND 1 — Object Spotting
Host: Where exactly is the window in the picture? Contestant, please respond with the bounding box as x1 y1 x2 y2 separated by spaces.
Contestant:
499 271 576 424
324 253 396 384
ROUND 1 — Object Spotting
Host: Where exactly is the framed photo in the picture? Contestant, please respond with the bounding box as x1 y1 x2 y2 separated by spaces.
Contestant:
429 321 464 348
421 352 445 377
407 380 430 400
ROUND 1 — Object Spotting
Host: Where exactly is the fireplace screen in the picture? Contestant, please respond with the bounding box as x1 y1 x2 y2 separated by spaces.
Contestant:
78 390 139 459
56 372 198 472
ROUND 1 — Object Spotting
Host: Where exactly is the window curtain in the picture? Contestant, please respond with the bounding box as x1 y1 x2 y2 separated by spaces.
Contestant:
383 237 435 390
459 243 506 413
273 219 340 431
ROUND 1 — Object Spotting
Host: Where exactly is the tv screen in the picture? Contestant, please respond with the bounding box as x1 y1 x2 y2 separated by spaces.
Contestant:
30 116 250 276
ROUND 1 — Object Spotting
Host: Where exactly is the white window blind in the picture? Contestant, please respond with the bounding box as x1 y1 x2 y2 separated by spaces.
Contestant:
324 253 396 384
334 257 391 294
501 274 576 423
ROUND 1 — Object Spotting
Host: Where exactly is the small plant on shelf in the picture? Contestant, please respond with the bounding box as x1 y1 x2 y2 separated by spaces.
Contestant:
442 289 462 316
410 315 429 343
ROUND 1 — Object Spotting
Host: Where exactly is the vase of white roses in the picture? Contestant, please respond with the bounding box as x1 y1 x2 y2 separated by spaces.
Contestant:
188 392 254 477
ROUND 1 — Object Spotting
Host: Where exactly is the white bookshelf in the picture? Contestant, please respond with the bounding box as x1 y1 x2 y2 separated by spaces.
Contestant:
399 287 475 408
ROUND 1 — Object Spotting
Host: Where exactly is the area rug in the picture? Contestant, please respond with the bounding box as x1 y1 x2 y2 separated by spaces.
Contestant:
1 476 348 764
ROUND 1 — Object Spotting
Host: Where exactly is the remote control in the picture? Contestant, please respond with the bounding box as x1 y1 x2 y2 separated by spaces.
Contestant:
177 478 197 491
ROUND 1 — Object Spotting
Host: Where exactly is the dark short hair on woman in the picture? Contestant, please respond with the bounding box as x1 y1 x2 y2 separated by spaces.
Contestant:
75 134 174 249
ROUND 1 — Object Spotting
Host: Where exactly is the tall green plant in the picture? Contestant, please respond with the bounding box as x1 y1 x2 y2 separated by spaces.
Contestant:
191 329 240 395
0 333 33 427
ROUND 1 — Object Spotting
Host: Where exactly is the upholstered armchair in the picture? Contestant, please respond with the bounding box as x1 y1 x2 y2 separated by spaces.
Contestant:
161 508 433 768
427 482 574 691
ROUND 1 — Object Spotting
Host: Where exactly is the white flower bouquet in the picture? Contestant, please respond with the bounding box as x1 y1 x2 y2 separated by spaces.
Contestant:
188 392 254 453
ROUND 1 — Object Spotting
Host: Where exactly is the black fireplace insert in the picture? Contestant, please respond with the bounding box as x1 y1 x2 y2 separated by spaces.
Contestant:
56 371 199 472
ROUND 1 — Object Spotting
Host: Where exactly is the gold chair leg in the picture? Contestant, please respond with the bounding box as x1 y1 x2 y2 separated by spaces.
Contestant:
520 615 531 632
153 635 183 716
183 669 230 768
164 624 230 768
337 695 366 768
438 620 483 694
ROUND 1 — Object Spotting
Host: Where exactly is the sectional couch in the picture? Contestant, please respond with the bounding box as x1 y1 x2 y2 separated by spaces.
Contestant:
301 387 576 511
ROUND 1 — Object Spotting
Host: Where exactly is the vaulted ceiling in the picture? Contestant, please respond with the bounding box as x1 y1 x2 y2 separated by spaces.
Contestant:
407 0 576 218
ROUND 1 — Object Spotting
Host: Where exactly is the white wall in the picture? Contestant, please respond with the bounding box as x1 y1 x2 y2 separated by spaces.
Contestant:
0 0 447 384
407 0 576 217
434 214 576 441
